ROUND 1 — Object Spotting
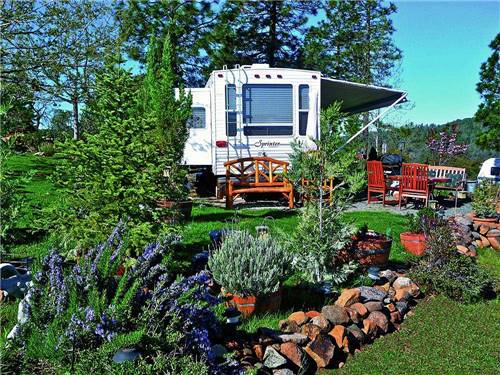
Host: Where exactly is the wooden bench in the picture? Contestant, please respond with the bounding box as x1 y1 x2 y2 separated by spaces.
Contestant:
428 165 467 207
224 157 294 209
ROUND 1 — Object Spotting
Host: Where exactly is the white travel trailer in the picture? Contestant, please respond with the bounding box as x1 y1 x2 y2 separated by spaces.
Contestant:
183 64 407 180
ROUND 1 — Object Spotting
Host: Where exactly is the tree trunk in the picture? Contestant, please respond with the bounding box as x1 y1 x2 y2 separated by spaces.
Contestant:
72 97 79 140
268 1 277 66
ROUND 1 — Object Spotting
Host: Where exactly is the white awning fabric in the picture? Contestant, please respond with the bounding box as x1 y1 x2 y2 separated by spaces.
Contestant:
321 77 407 114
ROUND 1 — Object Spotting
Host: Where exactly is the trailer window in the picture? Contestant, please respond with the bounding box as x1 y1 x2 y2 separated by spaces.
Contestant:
299 85 309 135
242 84 293 136
188 107 206 128
225 84 237 136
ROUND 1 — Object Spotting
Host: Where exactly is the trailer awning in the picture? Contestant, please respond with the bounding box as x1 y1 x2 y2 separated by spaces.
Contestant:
321 77 407 114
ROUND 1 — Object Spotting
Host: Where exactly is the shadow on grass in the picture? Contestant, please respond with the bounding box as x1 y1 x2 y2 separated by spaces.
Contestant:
191 208 297 223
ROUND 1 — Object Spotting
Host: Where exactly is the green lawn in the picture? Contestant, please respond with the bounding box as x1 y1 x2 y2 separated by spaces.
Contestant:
2 153 500 373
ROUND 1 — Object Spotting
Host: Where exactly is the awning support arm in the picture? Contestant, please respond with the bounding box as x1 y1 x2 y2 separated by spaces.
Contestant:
332 92 408 155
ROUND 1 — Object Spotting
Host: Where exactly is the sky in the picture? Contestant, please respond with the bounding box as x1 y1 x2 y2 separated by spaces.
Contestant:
387 0 499 125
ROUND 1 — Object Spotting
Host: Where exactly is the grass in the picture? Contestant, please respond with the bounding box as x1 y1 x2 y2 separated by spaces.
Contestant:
338 296 500 375
2 153 500 373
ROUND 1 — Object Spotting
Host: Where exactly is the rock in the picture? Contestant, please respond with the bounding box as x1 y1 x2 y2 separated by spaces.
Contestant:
358 286 386 302
486 229 500 237
364 301 383 312
242 347 253 357
350 302 368 318
241 355 257 367
279 319 300 333
305 310 321 318
395 301 409 315
287 311 309 326
468 250 478 257
390 310 402 324
279 342 303 367
342 332 355 353
346 324 366 346
311 314 331 332
277 333 309 345
321 305 350 326
345 307 361 324
394 284 420 302
392 277 413 290
301 324 322 341
480 235 491 248
253 344 264 361
385 303 396 313
335 288 361 307
489 236 500 250
263 346 287 368
379 269 397 282
377 282 391 293
455 216 473 227
273 369 294 375
479 225 490 235
457 245 468 254
328 325 346 347
471 231 481 239
366 311 389 334
362 318 378 340
475 239 483 248
304 334 336 368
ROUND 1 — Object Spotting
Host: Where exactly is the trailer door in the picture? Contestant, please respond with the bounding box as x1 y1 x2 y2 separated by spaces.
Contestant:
184 89 212 166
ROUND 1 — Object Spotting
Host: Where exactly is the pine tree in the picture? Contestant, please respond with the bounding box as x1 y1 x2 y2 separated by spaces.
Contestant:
303 0 402 85
474 33 499 151
140 34 192 200
206 1 318 72
116 0 216 86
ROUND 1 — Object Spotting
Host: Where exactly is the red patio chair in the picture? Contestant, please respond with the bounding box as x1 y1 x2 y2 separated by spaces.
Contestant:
367 161 397 206
399 163 430 208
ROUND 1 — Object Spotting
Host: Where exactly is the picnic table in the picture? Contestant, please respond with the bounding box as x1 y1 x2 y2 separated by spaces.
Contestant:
388 175 451 200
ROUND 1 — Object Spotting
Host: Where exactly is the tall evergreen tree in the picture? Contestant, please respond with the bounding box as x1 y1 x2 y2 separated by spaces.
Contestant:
116 0 216 86
303 0 402 85
474 33 499 151
207 1 318 72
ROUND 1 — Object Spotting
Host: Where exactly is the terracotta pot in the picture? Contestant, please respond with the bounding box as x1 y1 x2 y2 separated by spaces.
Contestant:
156 199 193 222
351 230 392 266
471 213 498 227
400 232 426 256
225 288 282 317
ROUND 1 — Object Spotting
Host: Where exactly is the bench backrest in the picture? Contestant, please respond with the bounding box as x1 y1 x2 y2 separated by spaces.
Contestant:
224 157 289 186
429 165 466 188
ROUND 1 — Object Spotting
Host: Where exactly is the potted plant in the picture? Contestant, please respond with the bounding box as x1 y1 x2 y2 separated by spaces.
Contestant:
208 230 291 317
351 224 392 266
400 208 436 256
471 180 499 226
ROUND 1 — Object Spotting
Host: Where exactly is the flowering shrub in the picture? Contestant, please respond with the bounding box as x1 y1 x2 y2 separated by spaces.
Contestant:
406 207 438 235
6 224 241 374
410 219 494 303
427 127 469 165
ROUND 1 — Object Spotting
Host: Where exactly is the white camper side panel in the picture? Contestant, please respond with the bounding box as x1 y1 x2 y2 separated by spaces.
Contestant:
184 88 212 166
211 67 321 176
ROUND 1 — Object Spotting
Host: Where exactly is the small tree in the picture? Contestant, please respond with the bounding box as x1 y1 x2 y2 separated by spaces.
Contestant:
288 103 365 283
140 34 192 201
426 125 469 165
54 60 168 254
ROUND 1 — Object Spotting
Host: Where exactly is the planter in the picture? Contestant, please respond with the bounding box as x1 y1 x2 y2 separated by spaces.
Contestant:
471 213 498 227
351 230 392 267
225 288 283 317
400 232 426 256
156 199 193 223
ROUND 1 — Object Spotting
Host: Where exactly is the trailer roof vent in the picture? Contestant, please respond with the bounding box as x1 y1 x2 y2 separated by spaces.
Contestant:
251 63 270 68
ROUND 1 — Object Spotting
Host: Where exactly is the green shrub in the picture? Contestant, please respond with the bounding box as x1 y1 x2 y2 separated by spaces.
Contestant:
406 207 437 234
208 231 292 297
472 180 499 218
290 202 357 283
38 142 55 156
410 219 494 303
